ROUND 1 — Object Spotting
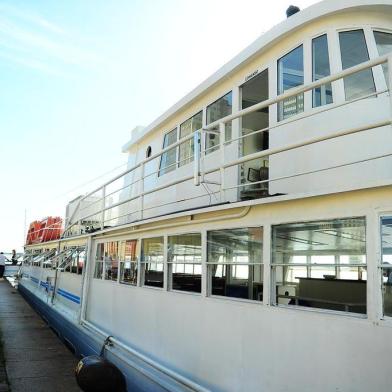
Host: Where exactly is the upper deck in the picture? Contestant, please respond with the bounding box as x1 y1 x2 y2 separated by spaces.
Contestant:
63 0 392 237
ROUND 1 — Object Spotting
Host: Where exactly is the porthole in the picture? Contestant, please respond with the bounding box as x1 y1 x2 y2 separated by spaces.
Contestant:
146 146 152 158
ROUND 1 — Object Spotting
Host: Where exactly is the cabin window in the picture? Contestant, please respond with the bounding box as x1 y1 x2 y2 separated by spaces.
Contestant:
94 243 104 279
277 45 304 120
380 217 392 317
178 111 202 167
373 31 392 86
69 248 84 274
141 237 164 288
168 233 202 293
240 69 269 195
159 129 177 176
93 242 119 281
272 217 367 314
207 227 263 301
119 239 138 286
206 92 232 154
312 34 333 107
339 29 375 100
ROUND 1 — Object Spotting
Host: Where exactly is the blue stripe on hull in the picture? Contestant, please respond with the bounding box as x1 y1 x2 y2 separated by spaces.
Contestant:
18 284 172 392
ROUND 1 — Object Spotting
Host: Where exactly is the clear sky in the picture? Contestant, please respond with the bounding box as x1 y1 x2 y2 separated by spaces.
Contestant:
0 0 318 251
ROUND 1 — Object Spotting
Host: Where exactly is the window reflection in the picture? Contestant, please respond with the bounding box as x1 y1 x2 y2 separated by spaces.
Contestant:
141 237 164 288
272 217 367 314
374 31 392 87
312 34 333 107
339 30 375 100
159 129 177 176
206 92 232 153
119 239 138 285
207 228 263 301
179 112 202 167
278 45 304 120
381 217 392 317
168 233 202 293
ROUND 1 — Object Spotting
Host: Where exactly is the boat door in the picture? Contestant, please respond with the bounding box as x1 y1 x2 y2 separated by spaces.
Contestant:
239 69 269 200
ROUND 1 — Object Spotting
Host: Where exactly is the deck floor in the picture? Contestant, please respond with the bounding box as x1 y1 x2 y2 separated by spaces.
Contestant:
0 279 82 392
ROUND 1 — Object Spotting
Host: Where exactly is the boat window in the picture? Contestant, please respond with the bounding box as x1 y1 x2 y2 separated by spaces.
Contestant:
272 217 367 314
119 239 138 286
207 227 263 301
240 69 269 200
141 237 164 288
94 243 104 279
339 29 375 100
178 111 202 167
93 242 119 281
68 248 85 274
159 129 177 176
380 217 392 317
168 233 202 293
374 31 392 86
277 45 304 121
206 92 232 154
312 34 333 107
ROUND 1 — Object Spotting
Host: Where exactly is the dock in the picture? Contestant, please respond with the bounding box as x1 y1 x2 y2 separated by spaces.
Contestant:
0 279 81 392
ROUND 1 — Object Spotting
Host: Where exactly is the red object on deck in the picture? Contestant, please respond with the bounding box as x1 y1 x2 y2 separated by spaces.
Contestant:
26 217 63 245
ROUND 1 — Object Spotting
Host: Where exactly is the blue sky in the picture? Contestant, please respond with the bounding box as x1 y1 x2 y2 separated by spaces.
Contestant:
0 0 318 251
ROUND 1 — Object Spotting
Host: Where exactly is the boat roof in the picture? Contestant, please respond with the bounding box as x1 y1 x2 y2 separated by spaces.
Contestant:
122 0 392 152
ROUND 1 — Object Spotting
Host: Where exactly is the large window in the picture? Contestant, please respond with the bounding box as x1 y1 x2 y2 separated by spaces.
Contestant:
207 227 263 301
119 240 138 285
374 31 392 86
68 248 85 274
168 233 202 293
141 237 164 288
93 242 119 281
381 217 392 317
278 45 304 120
178 112 202 167
339 29 375 100
312 34 333 107
272 217 367 314
206 92 232 154
159 129 177 176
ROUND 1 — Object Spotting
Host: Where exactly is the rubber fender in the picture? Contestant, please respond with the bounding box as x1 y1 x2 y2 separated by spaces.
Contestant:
75 355 126 392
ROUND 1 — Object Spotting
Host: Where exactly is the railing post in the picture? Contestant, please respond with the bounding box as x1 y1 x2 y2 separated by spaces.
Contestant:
219 122 225 202
139 163 144 220
388 55 392 120
100 186 106 230
194 130 201 186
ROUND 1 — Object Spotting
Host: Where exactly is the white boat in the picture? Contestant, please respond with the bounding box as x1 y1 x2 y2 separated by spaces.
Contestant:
19 1 392 390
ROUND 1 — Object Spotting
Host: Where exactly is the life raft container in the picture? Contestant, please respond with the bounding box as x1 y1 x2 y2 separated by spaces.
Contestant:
26 217 63 245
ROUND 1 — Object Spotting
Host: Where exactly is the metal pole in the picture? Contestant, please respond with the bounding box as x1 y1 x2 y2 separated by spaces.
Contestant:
139 163 145 220
388 55 392 119
100 186 106 230
194 130 201 186
219 122 225 202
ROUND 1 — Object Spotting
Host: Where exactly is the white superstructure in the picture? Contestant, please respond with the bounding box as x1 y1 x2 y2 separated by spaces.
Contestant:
19 1 392 391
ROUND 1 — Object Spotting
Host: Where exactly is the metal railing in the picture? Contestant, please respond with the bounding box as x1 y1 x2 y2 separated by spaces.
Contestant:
63 54 392 237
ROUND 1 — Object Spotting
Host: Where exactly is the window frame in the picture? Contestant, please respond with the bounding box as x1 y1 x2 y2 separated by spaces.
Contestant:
118 239 139 286
205 90 233 154
206 226 264 304
178 111 203 168
270 215 368 316
140 235 165 289
167 232 202 294
158 127 179 177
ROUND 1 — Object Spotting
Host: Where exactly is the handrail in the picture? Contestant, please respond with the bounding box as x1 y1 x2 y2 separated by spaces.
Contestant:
206 54 389 129
64 54 392 236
